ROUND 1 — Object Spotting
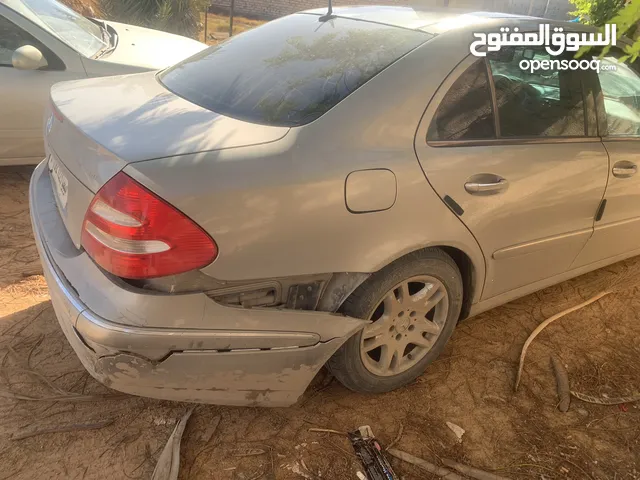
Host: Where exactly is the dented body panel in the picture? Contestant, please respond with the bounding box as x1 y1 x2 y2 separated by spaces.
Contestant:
92 343 342 407
30 161 367 405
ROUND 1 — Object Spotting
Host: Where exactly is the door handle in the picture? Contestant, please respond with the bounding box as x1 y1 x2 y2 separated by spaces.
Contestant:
612 161 637 178
464 175 508 195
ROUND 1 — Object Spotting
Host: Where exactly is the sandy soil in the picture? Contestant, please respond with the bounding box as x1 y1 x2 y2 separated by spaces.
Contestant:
0 166 638 480
199 12 266 45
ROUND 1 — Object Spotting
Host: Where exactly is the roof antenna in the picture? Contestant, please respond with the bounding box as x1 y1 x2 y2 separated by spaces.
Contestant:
319 0 335 21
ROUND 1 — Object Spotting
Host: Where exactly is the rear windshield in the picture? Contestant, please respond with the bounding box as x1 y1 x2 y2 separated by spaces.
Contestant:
159 14 430 127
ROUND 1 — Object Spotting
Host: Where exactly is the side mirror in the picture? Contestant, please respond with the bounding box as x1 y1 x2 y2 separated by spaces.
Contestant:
12 45 48 70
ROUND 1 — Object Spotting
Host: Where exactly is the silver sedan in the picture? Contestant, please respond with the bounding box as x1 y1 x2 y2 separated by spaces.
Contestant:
30 6 640 406
0 0 205 166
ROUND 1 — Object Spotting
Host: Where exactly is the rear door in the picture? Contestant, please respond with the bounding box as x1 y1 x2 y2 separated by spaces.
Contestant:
415 47 609 300
0 6 85 165
571 49 640 267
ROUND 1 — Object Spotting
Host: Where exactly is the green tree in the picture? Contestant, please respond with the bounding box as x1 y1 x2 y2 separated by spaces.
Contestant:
604 0 640 61
570 0 625 26
99 0 207 38
155 0 203 38
99 0 155 27
574 0 640 62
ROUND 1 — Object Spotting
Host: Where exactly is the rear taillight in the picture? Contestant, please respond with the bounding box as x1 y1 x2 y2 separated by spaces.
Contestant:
81 172 217 279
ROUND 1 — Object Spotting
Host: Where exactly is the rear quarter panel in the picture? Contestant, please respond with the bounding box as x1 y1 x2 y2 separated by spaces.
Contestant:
125 37 486 304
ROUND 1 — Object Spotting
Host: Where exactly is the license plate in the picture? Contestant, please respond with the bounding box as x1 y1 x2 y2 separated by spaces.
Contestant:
48 155 68 210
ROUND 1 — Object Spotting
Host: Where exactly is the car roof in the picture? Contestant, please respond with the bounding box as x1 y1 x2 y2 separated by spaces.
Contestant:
301 5 596 35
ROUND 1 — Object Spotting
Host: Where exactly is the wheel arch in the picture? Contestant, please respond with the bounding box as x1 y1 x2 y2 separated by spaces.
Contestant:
321 244 483 320
438 245 476 321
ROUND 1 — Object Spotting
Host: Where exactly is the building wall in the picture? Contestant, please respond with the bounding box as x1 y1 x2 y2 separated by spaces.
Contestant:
209 0 574 21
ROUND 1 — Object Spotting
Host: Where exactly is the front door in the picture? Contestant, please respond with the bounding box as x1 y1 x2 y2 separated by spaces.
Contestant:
571 49 640 268
415 48 609 300
0 11 84 165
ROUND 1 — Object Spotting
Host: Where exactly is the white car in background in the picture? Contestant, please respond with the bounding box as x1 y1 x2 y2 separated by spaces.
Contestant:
0 0 206 166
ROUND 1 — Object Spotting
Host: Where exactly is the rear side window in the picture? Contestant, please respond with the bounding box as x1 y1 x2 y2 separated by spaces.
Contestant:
427 60 496 141
429 47 592 144
489 47 587 137
159 14 430 127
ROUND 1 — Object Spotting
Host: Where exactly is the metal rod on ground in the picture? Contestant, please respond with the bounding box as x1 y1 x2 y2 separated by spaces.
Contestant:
229 0 235 37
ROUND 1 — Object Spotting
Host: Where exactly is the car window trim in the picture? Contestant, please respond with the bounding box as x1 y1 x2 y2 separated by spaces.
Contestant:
429 136 602 148
589 47 609 137
594 87 609 137
600 135 640 142
427 52 599 147
582 75 599 137
484 57 501 138
575 51 606 137
581 77 590 136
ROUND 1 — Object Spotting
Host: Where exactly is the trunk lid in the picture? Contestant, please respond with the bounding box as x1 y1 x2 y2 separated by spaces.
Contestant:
50 72 289 173
46 71 289 248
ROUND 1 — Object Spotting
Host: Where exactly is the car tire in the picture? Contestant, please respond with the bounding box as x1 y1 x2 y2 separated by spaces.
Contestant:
328 248 463 393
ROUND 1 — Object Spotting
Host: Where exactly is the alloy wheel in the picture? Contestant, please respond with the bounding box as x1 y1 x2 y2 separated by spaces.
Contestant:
359 275 449 377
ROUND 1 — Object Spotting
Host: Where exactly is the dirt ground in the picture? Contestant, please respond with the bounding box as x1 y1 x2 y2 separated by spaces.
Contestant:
0 166 639 480
199 12 265 45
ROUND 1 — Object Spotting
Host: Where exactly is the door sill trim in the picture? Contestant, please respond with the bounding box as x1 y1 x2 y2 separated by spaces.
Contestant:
470 246 640 318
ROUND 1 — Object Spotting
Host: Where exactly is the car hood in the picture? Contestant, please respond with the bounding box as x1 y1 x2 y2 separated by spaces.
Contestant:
98 21 207 70
48 72 289 191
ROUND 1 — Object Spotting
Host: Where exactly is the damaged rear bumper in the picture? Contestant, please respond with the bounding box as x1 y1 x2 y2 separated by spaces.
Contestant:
29 161 367 406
